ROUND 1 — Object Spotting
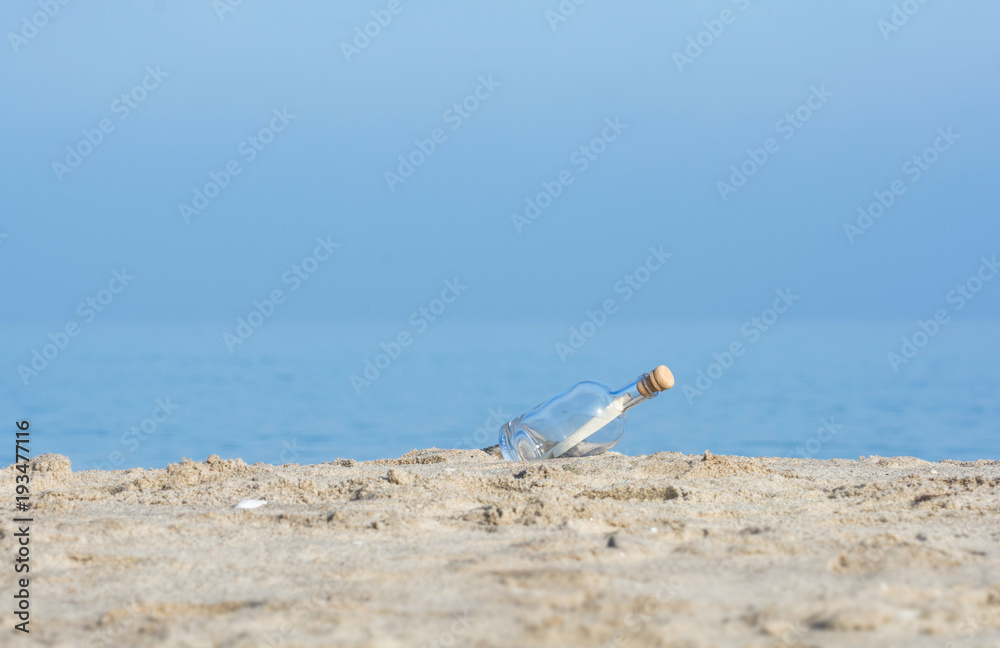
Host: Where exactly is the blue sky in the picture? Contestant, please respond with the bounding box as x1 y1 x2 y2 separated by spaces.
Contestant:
2 0 999 325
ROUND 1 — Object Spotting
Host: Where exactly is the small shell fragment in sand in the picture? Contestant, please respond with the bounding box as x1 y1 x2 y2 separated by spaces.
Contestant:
233 499 267 509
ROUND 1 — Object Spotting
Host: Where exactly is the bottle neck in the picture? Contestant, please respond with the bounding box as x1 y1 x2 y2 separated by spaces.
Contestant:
612 374 658 412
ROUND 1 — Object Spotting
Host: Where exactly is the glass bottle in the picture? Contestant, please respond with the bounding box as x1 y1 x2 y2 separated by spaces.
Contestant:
498 365 674 461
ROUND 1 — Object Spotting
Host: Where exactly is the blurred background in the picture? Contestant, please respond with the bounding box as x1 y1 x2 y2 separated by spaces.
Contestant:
2 1 998 468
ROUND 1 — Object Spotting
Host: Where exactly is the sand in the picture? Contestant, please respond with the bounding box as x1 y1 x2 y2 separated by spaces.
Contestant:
4 448 999 647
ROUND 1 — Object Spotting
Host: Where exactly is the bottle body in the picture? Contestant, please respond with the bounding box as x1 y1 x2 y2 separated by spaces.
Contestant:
499 378 649 461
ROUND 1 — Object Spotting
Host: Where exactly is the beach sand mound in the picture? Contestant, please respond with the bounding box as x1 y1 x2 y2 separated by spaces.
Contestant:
5 450 999 647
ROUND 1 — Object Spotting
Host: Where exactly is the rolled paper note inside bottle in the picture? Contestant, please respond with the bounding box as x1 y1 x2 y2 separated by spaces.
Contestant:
498 365 675 461
540 396 628 459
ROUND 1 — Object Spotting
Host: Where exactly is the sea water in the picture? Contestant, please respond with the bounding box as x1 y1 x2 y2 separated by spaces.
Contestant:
1 319 997 469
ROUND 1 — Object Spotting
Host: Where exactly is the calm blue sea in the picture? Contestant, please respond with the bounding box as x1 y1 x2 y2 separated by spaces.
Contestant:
2 320 998 470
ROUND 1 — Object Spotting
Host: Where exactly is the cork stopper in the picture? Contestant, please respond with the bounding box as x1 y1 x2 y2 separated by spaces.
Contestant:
637 365 675 398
